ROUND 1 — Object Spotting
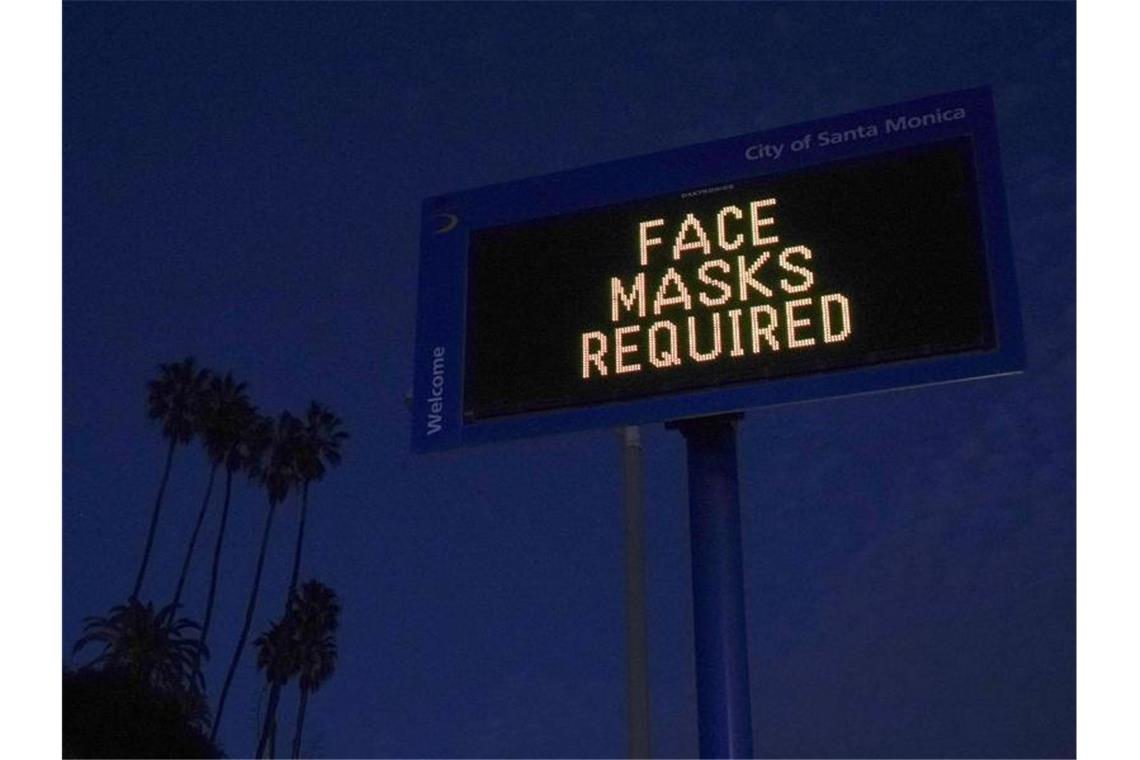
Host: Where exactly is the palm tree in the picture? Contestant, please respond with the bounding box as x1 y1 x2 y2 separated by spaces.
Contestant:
289 581 340 759
254 615 299 758
199 394 267 654
170 373 253 615
134 357 210 600
74 598 207 698
285 402 348 604
211 411 304 743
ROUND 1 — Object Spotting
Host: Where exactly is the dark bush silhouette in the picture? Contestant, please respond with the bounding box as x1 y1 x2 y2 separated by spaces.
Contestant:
63 667 222 758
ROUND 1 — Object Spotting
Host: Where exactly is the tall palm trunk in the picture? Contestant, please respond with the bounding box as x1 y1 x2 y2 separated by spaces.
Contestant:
171 462 218 612
258 481 310 757
212 501 278 742
286 481 311 604
256 681 283 758
200 465 235 648
291 688 309 759
254 480 307 760
132 438 177 600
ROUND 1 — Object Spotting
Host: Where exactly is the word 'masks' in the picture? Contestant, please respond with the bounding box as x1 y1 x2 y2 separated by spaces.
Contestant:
579 198 853 378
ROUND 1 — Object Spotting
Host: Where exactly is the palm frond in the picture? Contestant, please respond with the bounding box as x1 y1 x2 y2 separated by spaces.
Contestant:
254 615 301 686
72 597 208 697
295 401 349 484
290 580 341 693
146 357 212 444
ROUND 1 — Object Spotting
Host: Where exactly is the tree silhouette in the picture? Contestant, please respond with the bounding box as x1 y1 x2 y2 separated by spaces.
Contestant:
74 598 207 699
285 402 348 603
254 580 342 759
251 401 347 757
212 411 303 743
199 392 267 655
254 615 299 758
134 358 210 600
170 373 252 614
74 357 350 755
290 580 340 759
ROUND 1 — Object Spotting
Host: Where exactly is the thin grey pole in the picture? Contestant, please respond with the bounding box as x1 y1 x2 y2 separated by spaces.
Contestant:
620 426 652 758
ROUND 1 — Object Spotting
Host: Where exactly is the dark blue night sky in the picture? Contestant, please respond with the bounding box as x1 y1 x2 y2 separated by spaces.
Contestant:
63 3 1075 757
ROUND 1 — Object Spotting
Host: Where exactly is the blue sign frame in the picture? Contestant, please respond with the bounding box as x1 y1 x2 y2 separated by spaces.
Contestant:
412 87 1023 452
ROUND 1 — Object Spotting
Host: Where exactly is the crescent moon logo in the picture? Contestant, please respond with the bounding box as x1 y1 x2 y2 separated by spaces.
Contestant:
433 213 459 234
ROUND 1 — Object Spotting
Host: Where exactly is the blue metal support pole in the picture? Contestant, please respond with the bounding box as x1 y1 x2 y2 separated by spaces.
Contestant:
668 414 753 759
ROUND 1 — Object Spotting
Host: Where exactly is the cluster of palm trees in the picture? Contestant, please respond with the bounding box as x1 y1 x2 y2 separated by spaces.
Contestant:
255 580 340 759
72 357 348 758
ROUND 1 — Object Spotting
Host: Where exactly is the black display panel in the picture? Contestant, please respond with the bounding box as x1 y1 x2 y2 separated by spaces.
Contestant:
464 137 994 421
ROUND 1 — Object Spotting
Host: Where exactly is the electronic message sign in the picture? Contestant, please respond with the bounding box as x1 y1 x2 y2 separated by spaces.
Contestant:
413 88 1022 452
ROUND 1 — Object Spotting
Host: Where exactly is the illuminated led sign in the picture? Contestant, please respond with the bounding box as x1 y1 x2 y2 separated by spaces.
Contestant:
413 88 1022 452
